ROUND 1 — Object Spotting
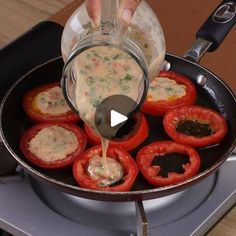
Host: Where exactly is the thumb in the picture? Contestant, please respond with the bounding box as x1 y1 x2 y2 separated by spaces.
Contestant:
118 0 141 24
85 0 102 26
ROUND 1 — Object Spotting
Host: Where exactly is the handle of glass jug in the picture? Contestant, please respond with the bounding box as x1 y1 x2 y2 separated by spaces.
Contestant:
100 0 121 32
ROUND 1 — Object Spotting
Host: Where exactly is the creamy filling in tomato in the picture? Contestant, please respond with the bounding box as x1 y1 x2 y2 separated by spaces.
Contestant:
87 156 124 187
147 77 186 101
29 126 78 162
35 86 71 115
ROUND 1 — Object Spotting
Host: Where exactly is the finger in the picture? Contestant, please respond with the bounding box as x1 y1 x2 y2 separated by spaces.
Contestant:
85 0 102 26
118 0 141 24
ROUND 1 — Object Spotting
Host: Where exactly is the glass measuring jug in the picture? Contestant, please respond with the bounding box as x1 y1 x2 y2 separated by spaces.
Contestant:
61 0 166 131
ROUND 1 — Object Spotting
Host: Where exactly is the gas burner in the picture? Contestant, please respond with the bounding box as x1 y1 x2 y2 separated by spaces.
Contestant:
32 174 215 232
1 156 236 235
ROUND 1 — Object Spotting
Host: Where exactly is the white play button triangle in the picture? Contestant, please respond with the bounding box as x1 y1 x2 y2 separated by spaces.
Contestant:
94 94 139 139
110 110 128 127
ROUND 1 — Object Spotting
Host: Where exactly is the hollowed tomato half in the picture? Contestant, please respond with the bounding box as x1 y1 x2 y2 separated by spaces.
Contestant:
73 145 138 191
142 71 196 116
23 82 79 123
136 141 201 187
20 122 87 169
163 105 228 147
84 112 149 151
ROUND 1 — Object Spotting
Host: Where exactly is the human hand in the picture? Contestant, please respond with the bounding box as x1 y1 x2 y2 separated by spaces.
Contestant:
85 0 141 26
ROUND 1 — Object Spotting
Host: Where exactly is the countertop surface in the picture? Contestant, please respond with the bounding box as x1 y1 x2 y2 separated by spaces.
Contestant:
0 0 236 235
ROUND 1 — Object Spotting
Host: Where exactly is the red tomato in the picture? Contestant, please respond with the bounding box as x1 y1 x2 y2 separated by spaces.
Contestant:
136 141 201 187
84 112 149 151
163 105 228 147
23 82 80 123
142 71 196 116
73 145 138 191
20 122 87 169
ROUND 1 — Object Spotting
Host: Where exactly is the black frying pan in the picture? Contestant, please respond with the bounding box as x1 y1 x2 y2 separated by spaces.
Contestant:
1 0 236 201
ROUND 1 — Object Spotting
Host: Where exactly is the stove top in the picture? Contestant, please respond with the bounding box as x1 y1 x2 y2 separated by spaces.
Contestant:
0 20 235 236
1 155 236 236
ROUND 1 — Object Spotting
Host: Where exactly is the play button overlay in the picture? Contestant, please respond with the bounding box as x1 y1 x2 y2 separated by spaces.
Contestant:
95 94 139 139
110 110 128 127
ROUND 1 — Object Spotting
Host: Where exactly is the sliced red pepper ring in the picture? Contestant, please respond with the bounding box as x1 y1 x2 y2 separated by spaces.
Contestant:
142 71 197 116
23 81 80 123
20 122 87 169
163 105 228 147
136 141 201 187
84 112 149 151
73 145 139 191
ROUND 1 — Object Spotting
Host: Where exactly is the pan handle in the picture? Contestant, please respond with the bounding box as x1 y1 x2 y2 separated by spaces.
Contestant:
184 0 236 63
